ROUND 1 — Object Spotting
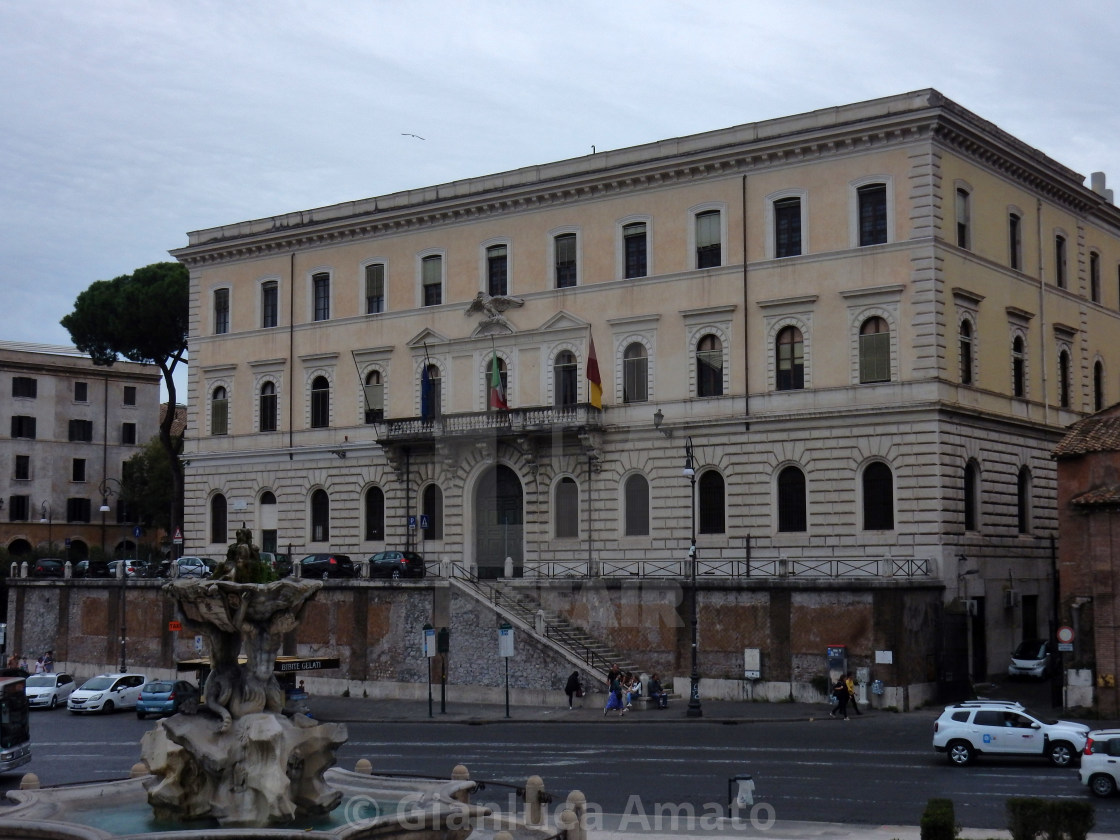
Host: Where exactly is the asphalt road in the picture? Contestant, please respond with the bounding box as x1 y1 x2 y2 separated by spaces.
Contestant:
4 703 1120 834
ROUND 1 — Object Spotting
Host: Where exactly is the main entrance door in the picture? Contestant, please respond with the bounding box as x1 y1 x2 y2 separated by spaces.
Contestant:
474 464 523 579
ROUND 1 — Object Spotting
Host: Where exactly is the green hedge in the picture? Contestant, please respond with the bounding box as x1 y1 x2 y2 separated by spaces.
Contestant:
1007 797 1094 840
920 798 957 840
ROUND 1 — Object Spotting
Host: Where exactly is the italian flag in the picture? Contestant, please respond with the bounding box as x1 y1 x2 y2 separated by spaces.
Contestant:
489 355 508 410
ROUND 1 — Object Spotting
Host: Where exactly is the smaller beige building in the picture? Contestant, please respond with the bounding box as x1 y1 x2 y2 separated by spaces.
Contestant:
1 341 162 560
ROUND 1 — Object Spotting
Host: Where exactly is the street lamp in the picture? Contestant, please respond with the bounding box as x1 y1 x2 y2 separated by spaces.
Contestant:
39 500 53 554
683 436 702 718
99 477 126 673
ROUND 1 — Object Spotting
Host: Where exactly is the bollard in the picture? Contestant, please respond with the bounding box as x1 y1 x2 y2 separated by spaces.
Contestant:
64 561 73 579
450 764 471 803
728 774 754 816
130 762 149 779
557 807 578 840
19 773 39 790
293 560 301 579
524 774 544 825
354 758 372 775
20 560 29 579
9 563 15 578
565 790 587 840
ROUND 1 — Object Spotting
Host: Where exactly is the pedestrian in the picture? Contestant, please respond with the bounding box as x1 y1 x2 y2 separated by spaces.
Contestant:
43 650 54 673
34 656 45 675
829 674 849 720
18 654 28 672
844 672 862 716
564 671 583 709
647 673 668 709
5 652 17 670
604 672 626 716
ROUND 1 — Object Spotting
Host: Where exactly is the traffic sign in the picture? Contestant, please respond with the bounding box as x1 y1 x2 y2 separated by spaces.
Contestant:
1057 625 1075 644
173 527 183 545
407 515 417 530
420 514 430 530
133 526 143 538
168 620 182 632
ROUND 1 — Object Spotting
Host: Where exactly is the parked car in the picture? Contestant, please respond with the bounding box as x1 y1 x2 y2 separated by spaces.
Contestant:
169 556 214 578
1008 639 1053 679
136 679 201 719
297 553 355 579
933 699 1089 767
259 552 292 577
30 558 65 578
25 672 76 709
367 550 427 579
73 559 112 578
107 559 140 578
68 672 147 713
1080 729 1120 797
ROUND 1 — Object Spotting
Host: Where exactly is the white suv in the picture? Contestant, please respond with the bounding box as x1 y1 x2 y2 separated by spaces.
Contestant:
67 673 147 714
932 700 1089 767
1080 729 1120 796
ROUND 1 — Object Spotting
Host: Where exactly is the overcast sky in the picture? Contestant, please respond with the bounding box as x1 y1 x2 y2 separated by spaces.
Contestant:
3 1 1119 401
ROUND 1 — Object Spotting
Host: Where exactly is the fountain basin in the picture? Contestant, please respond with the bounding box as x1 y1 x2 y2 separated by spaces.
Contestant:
1 768 488 840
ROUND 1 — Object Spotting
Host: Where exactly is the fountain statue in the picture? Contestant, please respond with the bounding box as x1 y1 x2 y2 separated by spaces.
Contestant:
139 528 345 827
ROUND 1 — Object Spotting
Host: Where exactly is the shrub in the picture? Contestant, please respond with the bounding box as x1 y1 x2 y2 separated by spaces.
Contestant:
1007 797 1046 840
920 797 957 840
1042 800 1094 840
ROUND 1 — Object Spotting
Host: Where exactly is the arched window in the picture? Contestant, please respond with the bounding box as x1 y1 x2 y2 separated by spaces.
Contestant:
259 381 277 432
1017 466 1032 535
211 386 228 436
1058 348 1071 408
310 489 329 543
698 470 726 534
959 320 973 385
310 376 330 428
777 466 807 532
862 462 894 531
421 364 441 420
859 317 890 383
487 356 508 411
365 486 385 541
554 351 578 407
422 485 443 540
210 494 227 544
364 370 383 423
623 343 648 404
259 491 277 553
776 326 804 391
1094 360 1105 412
696 334 723 397
964 461 980 532
1012 335 1026 397
555 477 579 538
623 474 650 536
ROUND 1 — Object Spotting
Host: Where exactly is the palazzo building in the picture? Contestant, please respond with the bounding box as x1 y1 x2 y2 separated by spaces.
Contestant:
173 90 1120 691
1 341 161 560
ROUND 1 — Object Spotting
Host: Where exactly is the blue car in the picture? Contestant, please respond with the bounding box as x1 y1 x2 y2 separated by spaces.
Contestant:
136 680 200 719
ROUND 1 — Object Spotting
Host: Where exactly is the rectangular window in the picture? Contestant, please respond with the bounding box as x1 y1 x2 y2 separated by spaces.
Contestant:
14 455 30 481
11 415 36 439
8 495 30 522
214 288 230 334
695 210 721 268
74 381 88 402
66 497 91 523
68 419 93 442
955 189 971 249
121 422 137 445
262 280 279 327
486 245 508 296
623 222 647 279
1009 213 1022 270
857 184 888 246
421 255 442 306
365 264 385 314
312 272 330 321
1090 251 1101 303
555 233 577 288
72 458 86 482
774 198 802 257
123 385 136 406
1055 235 1067 289
12 376 37 398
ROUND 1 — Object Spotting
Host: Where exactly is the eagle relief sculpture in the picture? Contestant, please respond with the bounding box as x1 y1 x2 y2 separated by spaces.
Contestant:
466 290 524 333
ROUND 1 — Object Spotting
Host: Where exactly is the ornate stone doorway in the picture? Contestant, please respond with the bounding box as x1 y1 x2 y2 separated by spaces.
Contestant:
474 464 523 578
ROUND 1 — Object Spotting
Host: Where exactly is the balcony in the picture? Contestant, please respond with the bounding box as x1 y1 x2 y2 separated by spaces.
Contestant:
374 403 602 445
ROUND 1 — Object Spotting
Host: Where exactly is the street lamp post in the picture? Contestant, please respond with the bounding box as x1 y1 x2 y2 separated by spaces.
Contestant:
39 501 53 554
99 478 126 673
683 436 702 718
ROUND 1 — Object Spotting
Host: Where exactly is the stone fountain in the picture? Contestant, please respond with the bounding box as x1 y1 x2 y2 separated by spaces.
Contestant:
140 528 342 826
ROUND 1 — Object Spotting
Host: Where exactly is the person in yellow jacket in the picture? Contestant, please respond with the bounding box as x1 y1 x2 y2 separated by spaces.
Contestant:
844 673 862 716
